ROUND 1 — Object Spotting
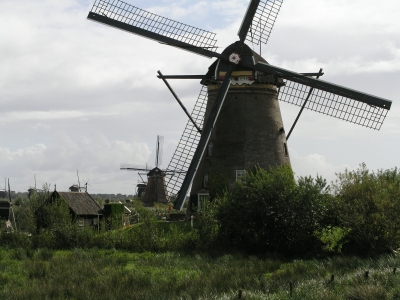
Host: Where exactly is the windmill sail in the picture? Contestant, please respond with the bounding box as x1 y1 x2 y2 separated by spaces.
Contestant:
120 164 153 172
279 79 389 130
239 0 284 46
87 0 218 57
155 135 164 168
165 80 219 198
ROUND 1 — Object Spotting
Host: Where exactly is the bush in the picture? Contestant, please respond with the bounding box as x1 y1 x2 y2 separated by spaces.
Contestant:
216 165 331 255
193 199 220 251
332 164 400 254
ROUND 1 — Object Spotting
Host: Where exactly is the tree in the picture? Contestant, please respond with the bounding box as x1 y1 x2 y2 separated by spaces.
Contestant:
332 163 400 254
216 165 330 255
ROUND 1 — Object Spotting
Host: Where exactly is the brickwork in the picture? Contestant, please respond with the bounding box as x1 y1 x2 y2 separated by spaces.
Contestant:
191 85 290 196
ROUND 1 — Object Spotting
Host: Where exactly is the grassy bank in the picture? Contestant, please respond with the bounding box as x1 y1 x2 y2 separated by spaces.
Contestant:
1 248 399 299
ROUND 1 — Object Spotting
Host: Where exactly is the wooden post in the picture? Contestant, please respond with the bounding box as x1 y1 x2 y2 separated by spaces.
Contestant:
289 282 293 297
238 289 243 299
393 267 397 274
364 270 369 280
327 274 334 285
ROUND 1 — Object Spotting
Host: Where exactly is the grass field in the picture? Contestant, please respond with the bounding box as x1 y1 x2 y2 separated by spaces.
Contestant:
1 247 399 299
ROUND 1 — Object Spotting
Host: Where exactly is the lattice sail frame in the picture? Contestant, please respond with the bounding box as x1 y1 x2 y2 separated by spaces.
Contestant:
155 135 164 168
90 0 218 49
120 163 153 171
165 79 220 198
278 79 389 130
246 0 283 46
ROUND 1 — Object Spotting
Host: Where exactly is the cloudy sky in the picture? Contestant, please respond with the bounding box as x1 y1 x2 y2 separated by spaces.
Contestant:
1 0 399 195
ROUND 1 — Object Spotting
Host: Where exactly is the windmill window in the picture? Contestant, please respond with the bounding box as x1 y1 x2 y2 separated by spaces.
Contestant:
203 173 209 187
236 170 245 181
207 142 213 156
198 193 210 211
283 142 289 156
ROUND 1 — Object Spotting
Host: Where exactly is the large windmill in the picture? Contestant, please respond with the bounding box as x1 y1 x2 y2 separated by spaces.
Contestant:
87 0 393 211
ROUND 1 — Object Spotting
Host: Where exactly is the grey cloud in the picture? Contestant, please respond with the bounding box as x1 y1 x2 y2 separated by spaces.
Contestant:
0 0 399 194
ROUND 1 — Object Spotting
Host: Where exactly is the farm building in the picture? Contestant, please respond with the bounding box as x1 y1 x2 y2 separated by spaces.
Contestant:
50 191 103 228
103 201 132 229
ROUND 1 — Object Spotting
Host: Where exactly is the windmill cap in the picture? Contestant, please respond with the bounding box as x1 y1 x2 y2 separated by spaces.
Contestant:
202 42 284 87
147 167 166 177
221 42 268 64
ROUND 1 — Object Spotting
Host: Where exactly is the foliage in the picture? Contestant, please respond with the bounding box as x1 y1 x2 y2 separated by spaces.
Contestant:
4 164 400 258
315 226 350 253
12 197 36 233
208 168 230 200
27 184 53 232
216 165 331 255
103 203 125 230
332 163 400 254
193 199 220 251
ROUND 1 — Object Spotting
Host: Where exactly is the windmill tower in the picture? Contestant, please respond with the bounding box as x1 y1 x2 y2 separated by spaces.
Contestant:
121 135 170 206
87 0 393 210
190 43 290 201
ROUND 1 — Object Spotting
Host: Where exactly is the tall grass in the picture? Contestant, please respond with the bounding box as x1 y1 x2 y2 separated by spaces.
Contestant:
0 248 399 299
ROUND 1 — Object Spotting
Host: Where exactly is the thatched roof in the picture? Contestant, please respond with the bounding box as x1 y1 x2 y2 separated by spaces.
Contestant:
51 191 103 216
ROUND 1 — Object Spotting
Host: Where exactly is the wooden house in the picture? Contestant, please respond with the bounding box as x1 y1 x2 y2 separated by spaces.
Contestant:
50 191 103 228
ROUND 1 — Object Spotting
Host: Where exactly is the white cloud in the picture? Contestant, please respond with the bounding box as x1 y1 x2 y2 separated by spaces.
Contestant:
1 132 150 194
289 148 349 184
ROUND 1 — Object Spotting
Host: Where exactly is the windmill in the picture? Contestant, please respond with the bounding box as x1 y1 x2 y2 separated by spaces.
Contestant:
121 135 178 206
87 0 393 211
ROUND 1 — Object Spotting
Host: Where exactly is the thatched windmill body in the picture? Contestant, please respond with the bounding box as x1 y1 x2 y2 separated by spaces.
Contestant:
88 0 393 210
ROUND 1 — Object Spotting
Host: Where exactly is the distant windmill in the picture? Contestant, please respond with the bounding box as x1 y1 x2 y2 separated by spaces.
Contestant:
88 0 393 211
121 136 185 206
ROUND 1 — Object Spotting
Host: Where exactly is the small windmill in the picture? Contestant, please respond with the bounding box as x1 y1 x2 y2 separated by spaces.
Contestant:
88 0 393 210
121 135 182 206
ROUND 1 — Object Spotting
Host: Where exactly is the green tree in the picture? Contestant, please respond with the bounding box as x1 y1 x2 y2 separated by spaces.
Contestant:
13 196 36 234
216 165 330 255
332 163 400 254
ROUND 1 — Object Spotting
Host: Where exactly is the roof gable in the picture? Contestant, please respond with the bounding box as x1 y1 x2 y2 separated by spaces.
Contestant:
52 191 103 216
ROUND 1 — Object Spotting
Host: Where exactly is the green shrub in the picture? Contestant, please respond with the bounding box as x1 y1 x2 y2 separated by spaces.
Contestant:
316 226 350 253
193 199 220 251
